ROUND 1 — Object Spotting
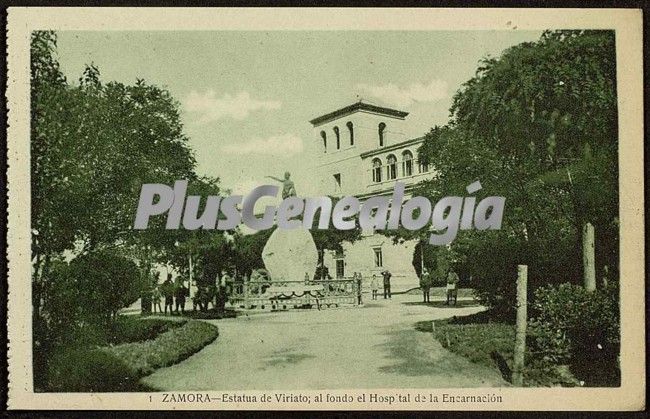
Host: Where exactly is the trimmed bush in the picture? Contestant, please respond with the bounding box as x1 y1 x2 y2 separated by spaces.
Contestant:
106 317 186 344
44 319 218 392
184 308 237 320
104 320 219 376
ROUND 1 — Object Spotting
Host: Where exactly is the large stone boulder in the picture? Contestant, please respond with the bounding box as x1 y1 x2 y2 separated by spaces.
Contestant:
262 228 318 282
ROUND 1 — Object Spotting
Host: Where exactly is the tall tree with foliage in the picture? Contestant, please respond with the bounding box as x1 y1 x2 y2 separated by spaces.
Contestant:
30 31 215 354
413 30 618 314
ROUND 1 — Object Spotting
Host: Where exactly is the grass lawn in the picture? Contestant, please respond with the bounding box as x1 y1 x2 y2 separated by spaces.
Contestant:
422 311 581 387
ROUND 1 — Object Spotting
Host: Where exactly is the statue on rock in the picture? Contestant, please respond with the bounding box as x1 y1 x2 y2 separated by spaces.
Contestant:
265 171 296 199
261 171 317 282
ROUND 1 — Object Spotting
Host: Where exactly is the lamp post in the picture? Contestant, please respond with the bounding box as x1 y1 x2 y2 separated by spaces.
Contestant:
175 240 195 300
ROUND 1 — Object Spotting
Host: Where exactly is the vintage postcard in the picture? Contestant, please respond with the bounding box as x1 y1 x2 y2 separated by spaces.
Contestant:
5 7 645 411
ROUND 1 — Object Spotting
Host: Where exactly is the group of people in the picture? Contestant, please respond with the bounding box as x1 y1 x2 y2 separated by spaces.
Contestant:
369 270 393 300
364 268 459 304
419 267 459 305
149 269 235 315
151 273 189 315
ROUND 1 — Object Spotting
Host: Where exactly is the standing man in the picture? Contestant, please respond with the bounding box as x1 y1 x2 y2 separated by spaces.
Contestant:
215 270 231 311
151 285 163 314
175 280 188 314
382 270 392 299
420 268 432 303
221 269 232 294
354 272 363 305
162 274 175 315
446 268 459 306
370 274 379 300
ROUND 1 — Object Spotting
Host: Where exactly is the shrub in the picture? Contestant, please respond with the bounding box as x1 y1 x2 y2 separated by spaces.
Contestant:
459 227 583 318
184 308 237 320
528 282 620 385
37 251 144 350
69 251 144 325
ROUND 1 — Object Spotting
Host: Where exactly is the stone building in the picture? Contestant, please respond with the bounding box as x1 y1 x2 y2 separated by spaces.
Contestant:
310 101 436 291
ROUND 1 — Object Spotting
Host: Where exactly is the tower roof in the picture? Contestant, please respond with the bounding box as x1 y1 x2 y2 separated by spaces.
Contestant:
309 101 408 126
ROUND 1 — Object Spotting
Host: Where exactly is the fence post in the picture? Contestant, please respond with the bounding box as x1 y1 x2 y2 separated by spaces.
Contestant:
583 222 596 292
513 264 528 387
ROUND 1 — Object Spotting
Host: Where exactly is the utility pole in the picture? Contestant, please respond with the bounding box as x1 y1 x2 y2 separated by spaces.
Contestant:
583 222 596 292
566 166 596 292
513 265 528 387
420 240 425 274
188 251 193 299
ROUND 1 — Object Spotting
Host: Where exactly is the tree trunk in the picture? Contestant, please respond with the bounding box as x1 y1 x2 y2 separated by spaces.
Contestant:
320 247 325 280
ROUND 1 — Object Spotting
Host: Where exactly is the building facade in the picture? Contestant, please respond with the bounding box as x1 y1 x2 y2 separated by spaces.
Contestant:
310 102 436 291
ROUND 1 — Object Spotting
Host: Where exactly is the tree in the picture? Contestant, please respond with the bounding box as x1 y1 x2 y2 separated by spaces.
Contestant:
31 31 200 265
30 31 212 361
231 228 276 278
412 30 618 315
310 197 362 279
31 31 81 308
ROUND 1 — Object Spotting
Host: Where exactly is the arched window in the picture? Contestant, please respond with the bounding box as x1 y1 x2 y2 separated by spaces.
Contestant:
402 150 413 177
320 131 327 153
378 122 386 147
418 154 429 173
347 121 354 146
386 154 397 180
372 158 382 183
333 126 340 150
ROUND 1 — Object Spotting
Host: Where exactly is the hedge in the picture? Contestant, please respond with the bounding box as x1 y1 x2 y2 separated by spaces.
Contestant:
104 320 219 376
46 320 218 392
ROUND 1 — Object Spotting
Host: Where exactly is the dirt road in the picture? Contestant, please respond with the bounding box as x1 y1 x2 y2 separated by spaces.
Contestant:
142 294 506 390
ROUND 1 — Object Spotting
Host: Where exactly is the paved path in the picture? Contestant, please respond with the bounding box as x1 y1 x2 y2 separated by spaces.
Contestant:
142 294 507 390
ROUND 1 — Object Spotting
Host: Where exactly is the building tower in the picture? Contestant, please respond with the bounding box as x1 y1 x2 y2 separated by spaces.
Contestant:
309 101 436 289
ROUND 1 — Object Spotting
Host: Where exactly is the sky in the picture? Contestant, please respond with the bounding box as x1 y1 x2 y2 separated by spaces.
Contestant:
56 30 542 197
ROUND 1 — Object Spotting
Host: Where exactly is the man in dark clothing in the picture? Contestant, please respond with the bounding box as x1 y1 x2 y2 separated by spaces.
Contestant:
420 268 432 303
354 272 363 305
175 282 188 314
162 274 175 315
446 269 459 306
382 270 392 299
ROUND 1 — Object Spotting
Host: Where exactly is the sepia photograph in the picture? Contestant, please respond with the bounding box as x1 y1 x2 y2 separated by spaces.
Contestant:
5 7 645 411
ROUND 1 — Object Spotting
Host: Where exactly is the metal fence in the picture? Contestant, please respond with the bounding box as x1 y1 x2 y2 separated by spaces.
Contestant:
226 278 360 311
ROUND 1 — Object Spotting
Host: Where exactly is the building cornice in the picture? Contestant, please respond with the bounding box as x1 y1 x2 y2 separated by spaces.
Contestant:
309 102 409 127
355 182 421 201
359 136 426 159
